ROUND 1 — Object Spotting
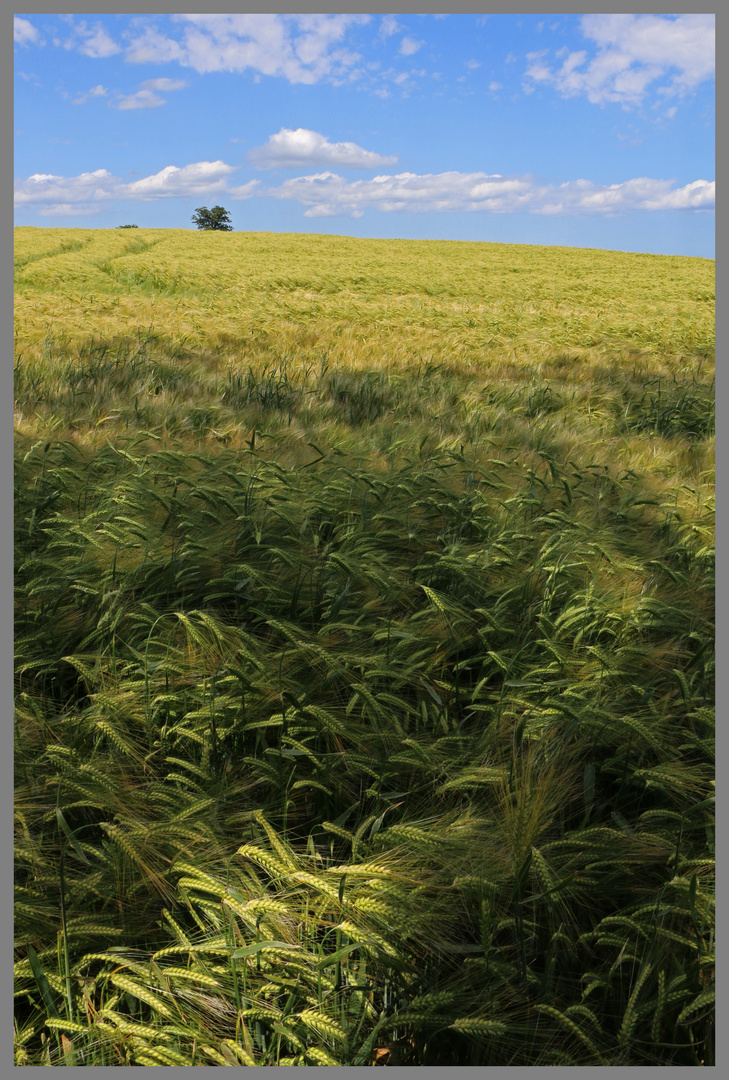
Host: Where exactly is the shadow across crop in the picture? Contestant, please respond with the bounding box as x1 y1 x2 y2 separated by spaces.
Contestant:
14 229 714 1066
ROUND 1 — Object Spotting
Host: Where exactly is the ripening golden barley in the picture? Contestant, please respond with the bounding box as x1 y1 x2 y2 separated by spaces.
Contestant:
14 227 714 1067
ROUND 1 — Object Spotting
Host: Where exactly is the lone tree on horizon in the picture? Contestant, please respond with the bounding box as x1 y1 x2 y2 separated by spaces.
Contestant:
192 205 233 231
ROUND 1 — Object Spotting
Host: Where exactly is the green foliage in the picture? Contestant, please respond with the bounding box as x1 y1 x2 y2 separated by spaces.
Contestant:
191 205 233 231
14 229 714 1066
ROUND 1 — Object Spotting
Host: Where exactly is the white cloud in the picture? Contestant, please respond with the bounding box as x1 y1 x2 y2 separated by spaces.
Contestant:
123 25 186 65
120 14 434 98
14 161 240 210
378 15 403 39
112 78 186 109
15 169 119 212
265 170 715 218
78 25 121 59
140 77 188 92
377 65 426 95
399 37 425 57
15 161 714 221
247 128 398 170
127 161 237 198
524 49 551 83
267 171 530 217
124 13 371 86
72 84 108 106
524 14 714 107
228 180 260 200
489 82 502 92
115 90 166 111
584 13 714 92
15 17 40 47
541 177 715 214
58 19 120 58
464 59 480 71
38 203 98 218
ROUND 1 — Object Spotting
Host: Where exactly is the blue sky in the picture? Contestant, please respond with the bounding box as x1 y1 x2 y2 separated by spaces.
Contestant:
14 13 715 257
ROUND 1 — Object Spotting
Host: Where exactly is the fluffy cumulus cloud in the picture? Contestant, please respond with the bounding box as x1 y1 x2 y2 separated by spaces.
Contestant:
265 170 715 218
538 177 715 215
124 13 371 85
14 161 251 216
247 128 398 170
266 172 533 217
126 161 236 198
524 14 714 107
14 17 41 47
14 162 714 220
15 169 120 217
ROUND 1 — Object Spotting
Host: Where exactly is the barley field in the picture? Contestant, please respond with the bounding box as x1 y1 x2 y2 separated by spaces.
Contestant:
14 227 714 1065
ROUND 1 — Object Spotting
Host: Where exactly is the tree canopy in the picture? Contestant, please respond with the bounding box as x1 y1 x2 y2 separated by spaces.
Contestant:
191 205 233 231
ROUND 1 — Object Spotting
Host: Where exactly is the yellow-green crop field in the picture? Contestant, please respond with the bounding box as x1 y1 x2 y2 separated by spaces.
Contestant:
15 228 714 1065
